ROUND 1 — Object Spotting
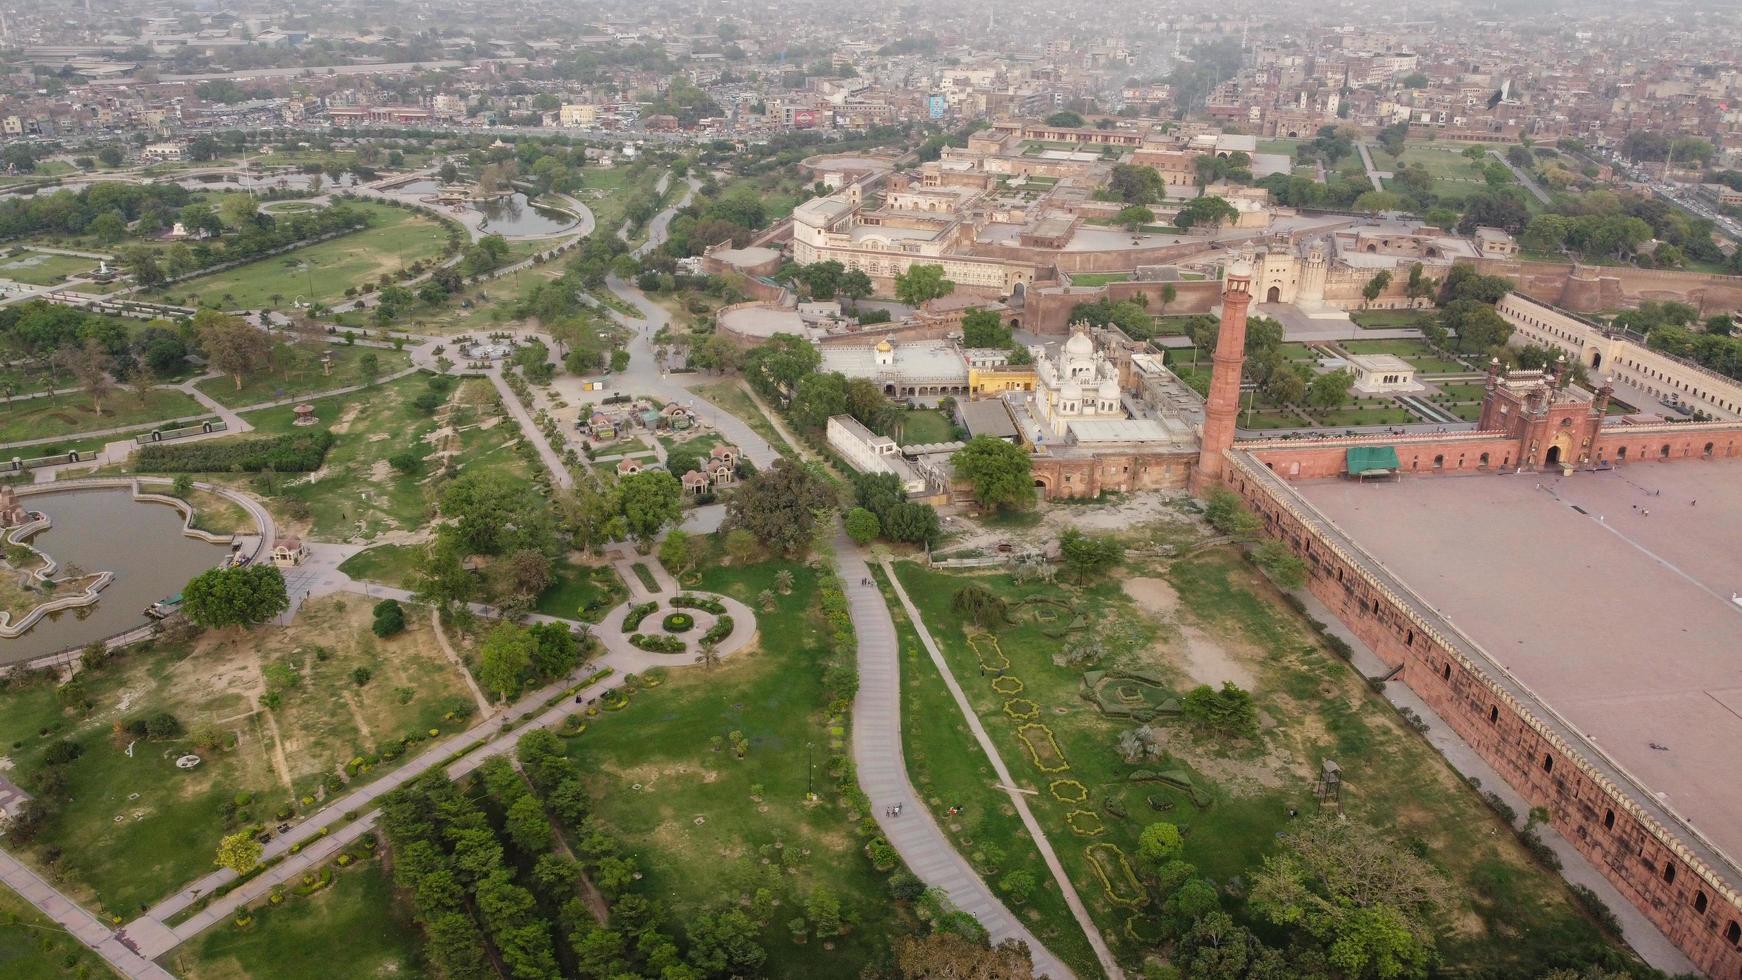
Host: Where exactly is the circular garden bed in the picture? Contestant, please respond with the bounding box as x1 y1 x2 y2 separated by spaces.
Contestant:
662 612 695 634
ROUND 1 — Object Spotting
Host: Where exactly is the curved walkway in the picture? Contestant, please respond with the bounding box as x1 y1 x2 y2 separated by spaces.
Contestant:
834 531 1072 980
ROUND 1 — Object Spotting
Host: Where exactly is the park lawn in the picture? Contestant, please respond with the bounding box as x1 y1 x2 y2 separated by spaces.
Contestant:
1309 403 1420 427
693 380 797 458
163 861 423 980
0 884 119 978
195 344 414 409
0 388 209 445
0 250 97 285
182 488 252 535
1350 309 1434 329
868 565 1101 979
228 373 530 543
335 543 423 589
1239 408 1309 430
0 596 476 918
406 262 563 335
533 559 627 622
658 429 725 459
892 540 1640 977
1340 338 1470 374
144 202 449 309
565 555 912 977
1068 272 1131 287
1277 342 1322 363
1255 138 1300 157
895 409 955 445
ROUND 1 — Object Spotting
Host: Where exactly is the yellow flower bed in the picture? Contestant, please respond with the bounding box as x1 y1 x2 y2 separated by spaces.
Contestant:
967 632 1010 671
1086 843 1148 907
1003 698 1040 721
1049 778 1089 804
1065 809 1106 836
1014 723 1070 773
990 675 1025 695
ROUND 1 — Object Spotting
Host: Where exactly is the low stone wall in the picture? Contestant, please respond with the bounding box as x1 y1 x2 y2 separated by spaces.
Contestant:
1223 450 1742 978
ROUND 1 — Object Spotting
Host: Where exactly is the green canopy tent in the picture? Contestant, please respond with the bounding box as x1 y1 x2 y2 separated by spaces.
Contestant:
1346 446 1401 481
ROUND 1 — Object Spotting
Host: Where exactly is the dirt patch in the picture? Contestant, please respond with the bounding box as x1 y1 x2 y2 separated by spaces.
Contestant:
368 459 392 482
327 402 363 435
1122 577 1180 619
1177 625 1258 691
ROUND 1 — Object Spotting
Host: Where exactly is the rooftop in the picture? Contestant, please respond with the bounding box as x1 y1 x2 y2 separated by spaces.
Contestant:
1295 463 1742 871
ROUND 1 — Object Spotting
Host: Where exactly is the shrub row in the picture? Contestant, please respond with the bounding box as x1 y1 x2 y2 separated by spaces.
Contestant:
671 593 726 614
629 633 685 653
137 430 336 473
701 614 734 645
621 601 659 633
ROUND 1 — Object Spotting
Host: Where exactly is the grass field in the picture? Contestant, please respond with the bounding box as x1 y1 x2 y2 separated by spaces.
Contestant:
533 559 627 622
228 373 531 541
1308 403 1420 427
889 529 1642 976
1350 308 1433 329
335 543 423 589
0 595 476 917
162 861 423 980
566 553 912 976
1067 272 1132 287
0 885 118 978
144 202 449 309
894 409 955 445
0 250 98 285
0 388 209 445
1340 338 1471 374
195 344 413 409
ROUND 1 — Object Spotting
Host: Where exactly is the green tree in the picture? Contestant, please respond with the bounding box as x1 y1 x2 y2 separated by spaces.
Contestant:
951 584 1008 628
618 470 683 550
371 599 407 637
959 308 1011 348
1136 822 1185 872
478 622 536 700
441 469 555 556
1116 204 1155 232
1181 682 1259 738
504 794 552 854
1361 271 1393 308
181 565 289 631
743 333 822 397
215 830 263 875
657 528 700 577
1058 528 1125 583
1176 195 1239 229
839 268 874 309
843 506 881 545
1045 110 1085 127
1306 369 1354 410
894 264 956 306
723 459 833 557
951 436 1033 512
999 869 1038 905
1108 163 1165 205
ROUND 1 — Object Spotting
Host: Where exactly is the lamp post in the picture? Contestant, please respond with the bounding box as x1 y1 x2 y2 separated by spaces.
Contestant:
805 740 813 799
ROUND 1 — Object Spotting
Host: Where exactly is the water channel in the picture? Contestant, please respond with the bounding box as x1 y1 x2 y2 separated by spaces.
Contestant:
0 489 236 665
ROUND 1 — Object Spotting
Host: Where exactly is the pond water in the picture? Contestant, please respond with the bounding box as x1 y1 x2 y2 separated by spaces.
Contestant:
394 179 442 195
474 192 576 237
0 489 236 666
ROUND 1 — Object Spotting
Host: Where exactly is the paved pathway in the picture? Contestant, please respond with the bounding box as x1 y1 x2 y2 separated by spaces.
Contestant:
1487 148 1552 206
0 848 176 979
834 533 1073 980
876 553 1122 979
487 367 574 490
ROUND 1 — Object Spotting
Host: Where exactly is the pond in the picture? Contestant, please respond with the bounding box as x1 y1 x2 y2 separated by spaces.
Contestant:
0 489 237 666
474 192 577 237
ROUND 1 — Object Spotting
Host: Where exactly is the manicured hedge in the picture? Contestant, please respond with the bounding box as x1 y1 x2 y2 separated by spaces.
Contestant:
137 431 336 473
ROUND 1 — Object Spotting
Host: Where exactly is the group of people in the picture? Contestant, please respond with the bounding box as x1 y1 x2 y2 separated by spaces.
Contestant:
884 803 903 817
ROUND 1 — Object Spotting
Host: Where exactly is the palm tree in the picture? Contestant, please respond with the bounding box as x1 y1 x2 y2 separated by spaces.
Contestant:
774 569 794 595
699 637 720 670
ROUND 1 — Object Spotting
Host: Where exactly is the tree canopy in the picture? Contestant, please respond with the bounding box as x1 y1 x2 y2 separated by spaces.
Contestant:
181 564 289 630
952 437 1033 512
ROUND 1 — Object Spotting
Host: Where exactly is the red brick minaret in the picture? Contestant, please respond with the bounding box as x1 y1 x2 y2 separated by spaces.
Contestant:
1190 256 1254 495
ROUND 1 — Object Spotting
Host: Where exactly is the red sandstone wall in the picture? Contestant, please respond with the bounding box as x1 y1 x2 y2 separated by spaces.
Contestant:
1472 258 1742 315
1224 457 1742 978
1025 280 1224 334
1030 451 1193 498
